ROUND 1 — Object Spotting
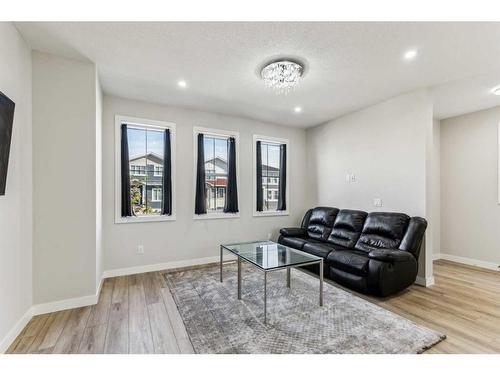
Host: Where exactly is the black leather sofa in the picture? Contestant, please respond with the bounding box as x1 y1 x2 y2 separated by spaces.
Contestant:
278 207 427 297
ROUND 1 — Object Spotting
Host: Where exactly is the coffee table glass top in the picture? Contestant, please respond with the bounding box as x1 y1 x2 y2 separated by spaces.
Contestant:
221 241 321 270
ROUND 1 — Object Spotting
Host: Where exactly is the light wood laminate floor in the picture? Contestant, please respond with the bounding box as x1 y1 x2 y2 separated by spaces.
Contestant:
6 260 500 354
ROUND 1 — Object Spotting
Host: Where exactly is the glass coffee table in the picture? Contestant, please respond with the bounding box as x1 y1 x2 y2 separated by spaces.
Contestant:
220 241 324 324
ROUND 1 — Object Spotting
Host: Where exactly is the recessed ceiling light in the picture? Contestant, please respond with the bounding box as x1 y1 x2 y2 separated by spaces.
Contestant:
177 80 187 88
491 86 500 96
403 49 418 60
294 106 302 113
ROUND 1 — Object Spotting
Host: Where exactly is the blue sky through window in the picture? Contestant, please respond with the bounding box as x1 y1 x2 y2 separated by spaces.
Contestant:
261 142 280 169
128 127 164 158
203 136 228 162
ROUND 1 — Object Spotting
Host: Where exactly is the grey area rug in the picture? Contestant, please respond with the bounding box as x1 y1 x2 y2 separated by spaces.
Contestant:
165 263 445 354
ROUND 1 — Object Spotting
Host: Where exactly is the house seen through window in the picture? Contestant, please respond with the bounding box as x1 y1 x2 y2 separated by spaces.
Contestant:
127 126 165 216
260 142 281 211
203 135 229 213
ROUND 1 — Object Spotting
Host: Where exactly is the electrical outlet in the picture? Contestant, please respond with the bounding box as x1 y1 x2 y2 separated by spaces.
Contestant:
137 245 144 254
350 174 356 183
373 198 383 207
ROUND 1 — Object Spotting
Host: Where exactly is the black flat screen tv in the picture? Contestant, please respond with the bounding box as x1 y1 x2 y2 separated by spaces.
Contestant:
0 91 15 196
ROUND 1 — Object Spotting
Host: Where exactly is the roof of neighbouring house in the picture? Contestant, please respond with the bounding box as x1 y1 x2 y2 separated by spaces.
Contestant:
205 157 279 172
130 152 163 164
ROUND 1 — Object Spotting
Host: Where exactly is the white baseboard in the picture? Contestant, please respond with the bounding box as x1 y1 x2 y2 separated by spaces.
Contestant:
415 276 435 287
434 253 500 271
102 255 223 278
30 276 104 316
31 294 98 317
0 308 33 353
0 277 104 353
1 255 239 352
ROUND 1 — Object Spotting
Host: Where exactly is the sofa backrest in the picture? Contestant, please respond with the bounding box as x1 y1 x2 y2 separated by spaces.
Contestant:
355 212 410 253
306 207 339 240
326 209 368 248
399 217 428 258
300 208 313 229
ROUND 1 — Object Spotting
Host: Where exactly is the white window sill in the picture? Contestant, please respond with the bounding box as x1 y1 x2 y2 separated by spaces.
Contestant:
115 215 176 224
193 213 240 220
253 211 289 217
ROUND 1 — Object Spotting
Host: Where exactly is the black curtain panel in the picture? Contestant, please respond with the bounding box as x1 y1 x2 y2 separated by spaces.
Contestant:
120 124 133 217
224 137 239 213
277 143 287 211
162 129 172 216
195 133 207 214
256 140 263 211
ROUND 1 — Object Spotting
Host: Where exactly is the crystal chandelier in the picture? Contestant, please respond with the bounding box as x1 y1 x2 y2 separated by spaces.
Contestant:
261 60 303 94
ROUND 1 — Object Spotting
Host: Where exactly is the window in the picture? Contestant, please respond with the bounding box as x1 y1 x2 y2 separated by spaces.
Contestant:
193 127 239 219
130 165 146 176
154 165 163 176
115 115 176 223
152 188 162 202
253 135 289 216
261 142 280 210
204 134 229 213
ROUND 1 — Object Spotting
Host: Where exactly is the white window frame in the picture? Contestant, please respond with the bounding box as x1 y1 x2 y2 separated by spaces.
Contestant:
115 115 176 224
193 126 240 220
151 188 162 202
154 165 163 177
253 134 290 217
130 164 147 176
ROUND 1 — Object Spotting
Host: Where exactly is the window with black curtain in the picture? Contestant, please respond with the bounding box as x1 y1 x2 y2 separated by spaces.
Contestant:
121 123 172 218
255 139 288 213
195 131 239 216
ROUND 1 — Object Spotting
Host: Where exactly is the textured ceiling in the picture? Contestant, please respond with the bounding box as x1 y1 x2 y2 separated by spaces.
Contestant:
15 22 500 127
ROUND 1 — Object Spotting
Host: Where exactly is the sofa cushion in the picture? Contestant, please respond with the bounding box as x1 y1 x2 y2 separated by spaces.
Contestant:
307 207 339 240
327 209 367 248
280 227 307 238
355 212 410 253
327 250 370 276
302 241 335 259
279 236 308 250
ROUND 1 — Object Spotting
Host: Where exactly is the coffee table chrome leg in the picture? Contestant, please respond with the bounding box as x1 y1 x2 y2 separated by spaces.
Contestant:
237 257 242 300
319 259 324 306
220 245 223 282
264 271 267 324
286 268 291 288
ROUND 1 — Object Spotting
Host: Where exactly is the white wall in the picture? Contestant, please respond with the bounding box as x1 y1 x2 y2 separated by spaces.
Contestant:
0 23 33 349
306 90 435 282
431 119 441 255
96 74 103 288
32 51 99 304
102 95 311 271
440 106 500 266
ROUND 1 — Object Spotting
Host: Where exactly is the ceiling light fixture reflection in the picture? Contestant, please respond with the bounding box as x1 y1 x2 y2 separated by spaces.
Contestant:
294 106 302 113
177 80 187 88
403 49 418 60
491 86 500 96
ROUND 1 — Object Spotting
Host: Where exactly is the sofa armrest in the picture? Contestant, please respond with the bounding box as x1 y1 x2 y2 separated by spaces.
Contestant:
280 227 307 238
368 249 414 263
